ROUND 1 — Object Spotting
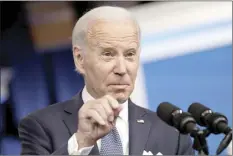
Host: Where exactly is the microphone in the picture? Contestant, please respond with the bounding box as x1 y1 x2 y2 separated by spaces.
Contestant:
157 102 209 155
157 102 198 134
188 102 232 135
188 102 232 154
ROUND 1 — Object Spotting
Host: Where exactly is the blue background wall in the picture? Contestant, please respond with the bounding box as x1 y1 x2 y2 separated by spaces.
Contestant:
143 45 232 154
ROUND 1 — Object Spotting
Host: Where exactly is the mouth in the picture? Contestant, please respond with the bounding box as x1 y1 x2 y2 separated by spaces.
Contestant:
108 84 129 89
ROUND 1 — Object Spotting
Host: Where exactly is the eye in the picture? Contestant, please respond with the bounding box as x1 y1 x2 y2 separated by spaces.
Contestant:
101 49 115 61
125 50 136 58
101 48 116 58
103 51 113 57
126 52 134 57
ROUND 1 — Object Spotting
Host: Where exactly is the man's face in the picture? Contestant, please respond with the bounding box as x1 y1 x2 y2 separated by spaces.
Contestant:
76 19 140 103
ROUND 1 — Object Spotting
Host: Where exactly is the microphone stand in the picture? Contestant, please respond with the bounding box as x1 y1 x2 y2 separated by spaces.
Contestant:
190 129 211 156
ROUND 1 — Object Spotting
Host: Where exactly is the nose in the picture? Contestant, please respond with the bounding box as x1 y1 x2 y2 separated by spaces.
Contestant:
114 56 127 76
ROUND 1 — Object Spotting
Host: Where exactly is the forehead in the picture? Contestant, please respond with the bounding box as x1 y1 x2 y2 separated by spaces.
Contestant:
86 19 140 49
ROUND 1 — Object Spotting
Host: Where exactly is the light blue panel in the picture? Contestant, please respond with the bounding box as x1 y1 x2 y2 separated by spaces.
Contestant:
141 20 232 46
143 45 232 155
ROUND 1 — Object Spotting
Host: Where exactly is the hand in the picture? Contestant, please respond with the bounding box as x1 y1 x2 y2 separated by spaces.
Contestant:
76 95 122 149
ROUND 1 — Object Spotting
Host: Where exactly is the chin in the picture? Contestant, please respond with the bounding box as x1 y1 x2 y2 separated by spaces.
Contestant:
114 93 130 104
106 87 132 103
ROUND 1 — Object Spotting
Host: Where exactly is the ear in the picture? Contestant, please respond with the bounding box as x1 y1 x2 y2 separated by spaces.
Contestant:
73 46 85 75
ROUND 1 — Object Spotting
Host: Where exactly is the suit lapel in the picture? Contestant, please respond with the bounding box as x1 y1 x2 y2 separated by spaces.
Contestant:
62 92 83 136
128 100 152 155
62 91 100 155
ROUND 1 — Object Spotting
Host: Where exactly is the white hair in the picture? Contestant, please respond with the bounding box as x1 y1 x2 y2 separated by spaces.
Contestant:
71 6 140 50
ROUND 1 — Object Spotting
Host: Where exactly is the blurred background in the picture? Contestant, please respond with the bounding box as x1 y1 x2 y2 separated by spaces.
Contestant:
0 1 232 155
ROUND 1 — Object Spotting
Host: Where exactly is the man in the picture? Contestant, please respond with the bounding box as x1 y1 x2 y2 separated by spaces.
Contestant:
18 6 194 155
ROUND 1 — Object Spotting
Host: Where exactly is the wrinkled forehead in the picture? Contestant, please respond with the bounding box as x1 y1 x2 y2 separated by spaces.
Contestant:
86 19 140 50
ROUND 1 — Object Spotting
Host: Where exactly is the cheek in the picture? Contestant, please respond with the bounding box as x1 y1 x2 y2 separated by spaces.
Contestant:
128 63 139 81
89 62 114 82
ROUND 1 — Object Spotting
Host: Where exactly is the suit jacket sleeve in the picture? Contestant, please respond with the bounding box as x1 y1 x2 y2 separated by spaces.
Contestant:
18 115 68 155
177 133 195 155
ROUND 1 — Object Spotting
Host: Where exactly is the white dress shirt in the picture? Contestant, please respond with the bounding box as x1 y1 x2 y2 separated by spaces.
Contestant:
68 86 129 155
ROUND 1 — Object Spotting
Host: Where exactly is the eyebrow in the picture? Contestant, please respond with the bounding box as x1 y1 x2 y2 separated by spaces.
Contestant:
100 47 116 51
126 48 137 51
100 47 138 54
98 43 138 52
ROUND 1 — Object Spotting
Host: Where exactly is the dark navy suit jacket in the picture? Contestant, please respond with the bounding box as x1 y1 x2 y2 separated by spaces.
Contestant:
18 91 194 155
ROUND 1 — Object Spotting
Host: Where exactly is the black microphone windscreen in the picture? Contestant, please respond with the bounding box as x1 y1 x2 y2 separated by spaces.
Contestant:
188 102 211 126
157 102 181 125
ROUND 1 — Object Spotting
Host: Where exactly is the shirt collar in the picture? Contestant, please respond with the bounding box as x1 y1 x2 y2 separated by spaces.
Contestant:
82 86 128 122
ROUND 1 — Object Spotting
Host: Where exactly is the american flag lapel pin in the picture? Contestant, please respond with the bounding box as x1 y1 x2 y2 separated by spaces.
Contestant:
137 119 144 124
